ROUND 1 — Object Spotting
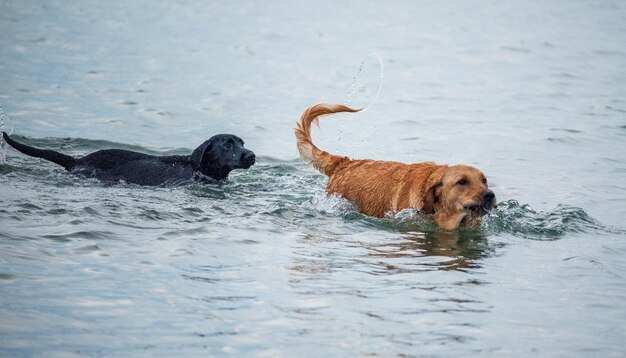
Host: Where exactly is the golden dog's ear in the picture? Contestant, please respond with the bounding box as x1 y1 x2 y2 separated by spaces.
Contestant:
420 167 446 214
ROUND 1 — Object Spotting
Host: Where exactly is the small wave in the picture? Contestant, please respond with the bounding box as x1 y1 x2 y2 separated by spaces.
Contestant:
481 200 623 240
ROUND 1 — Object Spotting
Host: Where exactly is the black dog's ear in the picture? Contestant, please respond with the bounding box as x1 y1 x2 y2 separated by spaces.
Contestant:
190 139 213 170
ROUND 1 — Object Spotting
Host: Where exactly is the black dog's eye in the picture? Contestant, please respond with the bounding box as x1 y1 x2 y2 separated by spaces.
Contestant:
457 178 468 185
224 142 232 150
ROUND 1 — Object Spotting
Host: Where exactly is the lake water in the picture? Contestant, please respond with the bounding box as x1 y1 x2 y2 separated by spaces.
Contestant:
1 1 625 356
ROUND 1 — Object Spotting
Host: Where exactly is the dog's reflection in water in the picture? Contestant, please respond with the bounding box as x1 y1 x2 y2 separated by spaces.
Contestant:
289 230 494 276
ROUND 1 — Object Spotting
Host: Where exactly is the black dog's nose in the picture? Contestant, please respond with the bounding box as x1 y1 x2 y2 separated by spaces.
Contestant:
481 189 495 202
242 151 256 164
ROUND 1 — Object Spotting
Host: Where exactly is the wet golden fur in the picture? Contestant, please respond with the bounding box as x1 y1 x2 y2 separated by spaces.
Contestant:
295 103 496 230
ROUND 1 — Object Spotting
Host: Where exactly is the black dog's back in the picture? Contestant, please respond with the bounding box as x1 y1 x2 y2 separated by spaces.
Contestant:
71 149 195 186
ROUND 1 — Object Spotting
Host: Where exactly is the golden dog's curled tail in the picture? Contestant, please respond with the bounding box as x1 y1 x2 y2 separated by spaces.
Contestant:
295 103 360 176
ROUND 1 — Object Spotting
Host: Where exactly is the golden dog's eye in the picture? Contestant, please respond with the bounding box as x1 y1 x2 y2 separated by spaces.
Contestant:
457 178 468 185
482 178 487 185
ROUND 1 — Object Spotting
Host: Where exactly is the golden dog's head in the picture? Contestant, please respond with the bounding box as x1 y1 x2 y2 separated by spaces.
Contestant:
421 165 496 230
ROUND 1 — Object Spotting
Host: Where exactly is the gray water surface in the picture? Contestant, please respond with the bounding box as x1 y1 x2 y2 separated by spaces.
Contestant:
1 1 626 357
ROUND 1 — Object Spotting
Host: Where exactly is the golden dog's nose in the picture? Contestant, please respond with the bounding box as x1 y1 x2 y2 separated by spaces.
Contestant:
481 189 495 203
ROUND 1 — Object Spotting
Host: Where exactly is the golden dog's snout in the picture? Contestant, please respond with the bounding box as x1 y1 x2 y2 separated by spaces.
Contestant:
481 189 496 209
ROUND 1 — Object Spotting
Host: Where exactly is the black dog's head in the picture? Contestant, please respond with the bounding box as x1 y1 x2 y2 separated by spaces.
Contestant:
190 134 255 180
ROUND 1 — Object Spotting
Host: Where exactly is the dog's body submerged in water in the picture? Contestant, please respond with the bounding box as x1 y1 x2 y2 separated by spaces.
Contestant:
295 103 496 230
2 132 255 186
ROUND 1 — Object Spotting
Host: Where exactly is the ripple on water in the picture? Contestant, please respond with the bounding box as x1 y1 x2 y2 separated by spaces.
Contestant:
0 273 16 280
72 244 102 254
41 231 116 242
158 227 210 240
138 208 184 221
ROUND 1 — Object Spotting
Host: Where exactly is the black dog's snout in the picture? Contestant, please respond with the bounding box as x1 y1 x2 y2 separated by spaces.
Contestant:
481 189 495 202
242 151 256 164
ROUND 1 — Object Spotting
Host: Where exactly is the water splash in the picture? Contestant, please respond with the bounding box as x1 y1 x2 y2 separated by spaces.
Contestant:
334 53 385 156
304 192 358 216
0 107 12 164
344 52 384 111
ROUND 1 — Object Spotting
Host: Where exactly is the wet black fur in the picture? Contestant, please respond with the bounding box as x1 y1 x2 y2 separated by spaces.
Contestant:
2 132 255 186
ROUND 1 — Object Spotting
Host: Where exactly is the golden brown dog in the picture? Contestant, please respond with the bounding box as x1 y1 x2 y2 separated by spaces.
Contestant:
295 103 496 230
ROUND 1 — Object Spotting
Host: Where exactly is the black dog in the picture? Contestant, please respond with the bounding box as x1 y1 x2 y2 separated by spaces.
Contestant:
2 132 255 186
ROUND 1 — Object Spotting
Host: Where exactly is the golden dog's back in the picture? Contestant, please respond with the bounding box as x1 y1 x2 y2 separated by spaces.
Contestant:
328 160 443 217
